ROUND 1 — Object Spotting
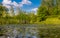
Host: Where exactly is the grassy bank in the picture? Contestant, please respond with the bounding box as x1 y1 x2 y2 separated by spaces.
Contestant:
36 17 60 24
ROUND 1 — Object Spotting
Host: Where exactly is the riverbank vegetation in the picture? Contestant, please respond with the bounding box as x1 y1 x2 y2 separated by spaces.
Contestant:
0 0 60 25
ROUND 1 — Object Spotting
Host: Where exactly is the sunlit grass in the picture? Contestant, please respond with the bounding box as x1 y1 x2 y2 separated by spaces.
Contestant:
36 17 60 24
45 17 60 24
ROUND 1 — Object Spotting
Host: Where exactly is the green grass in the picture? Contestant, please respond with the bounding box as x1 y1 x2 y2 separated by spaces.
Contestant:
36 17 60 24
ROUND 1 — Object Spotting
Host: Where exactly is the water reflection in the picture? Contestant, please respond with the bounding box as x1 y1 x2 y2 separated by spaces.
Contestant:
0 25 39 38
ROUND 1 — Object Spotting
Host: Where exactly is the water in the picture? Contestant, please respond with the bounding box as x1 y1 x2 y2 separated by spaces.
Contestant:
0 24 39 38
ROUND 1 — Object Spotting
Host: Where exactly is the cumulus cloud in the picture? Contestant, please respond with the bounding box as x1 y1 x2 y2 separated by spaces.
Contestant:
32 8 38 12
2 0 11 4
2 0 32 8
12 1 18 6
21 0 32 5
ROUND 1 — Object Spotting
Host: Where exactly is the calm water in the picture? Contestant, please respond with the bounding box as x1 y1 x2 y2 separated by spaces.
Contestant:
0 24 60 38
0 24 40 38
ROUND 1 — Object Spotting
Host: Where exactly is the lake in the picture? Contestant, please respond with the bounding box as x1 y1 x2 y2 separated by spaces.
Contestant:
0 24 41 38
0 24 60 38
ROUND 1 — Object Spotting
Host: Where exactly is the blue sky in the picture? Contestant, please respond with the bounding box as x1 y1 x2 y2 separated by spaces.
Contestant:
0 0 41 12
21 0 41 12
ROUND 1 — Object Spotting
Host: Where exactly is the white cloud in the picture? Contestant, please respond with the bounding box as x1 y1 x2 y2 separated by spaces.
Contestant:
2 0 12 8
3 5 11 8
32 8 38 12
12 1 18 7
2 0 11 4
21 0 32 5
2 0 32 8
31 8 38 14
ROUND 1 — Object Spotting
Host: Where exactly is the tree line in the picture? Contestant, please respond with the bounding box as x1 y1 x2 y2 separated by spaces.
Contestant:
0 3 37 24
37 0 60 22
0 0 60 24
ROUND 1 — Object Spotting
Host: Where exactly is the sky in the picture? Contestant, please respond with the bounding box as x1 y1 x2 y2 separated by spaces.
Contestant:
0 0 41 12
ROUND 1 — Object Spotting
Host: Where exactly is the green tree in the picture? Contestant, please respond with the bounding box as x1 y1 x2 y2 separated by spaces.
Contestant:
0 4 8 17
37 6 48 22
29 12 37 23
10 6 15 16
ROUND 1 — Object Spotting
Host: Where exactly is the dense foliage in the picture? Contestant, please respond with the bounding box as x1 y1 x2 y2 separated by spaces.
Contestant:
36 0 60 24
0 0 60 24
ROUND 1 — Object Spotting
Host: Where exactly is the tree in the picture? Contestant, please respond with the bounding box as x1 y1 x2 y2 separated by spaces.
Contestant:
0 4 8 17
37 0 60 22
28 12 37 23
37 6 48 22
9 6 15 16
56 0 60 15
